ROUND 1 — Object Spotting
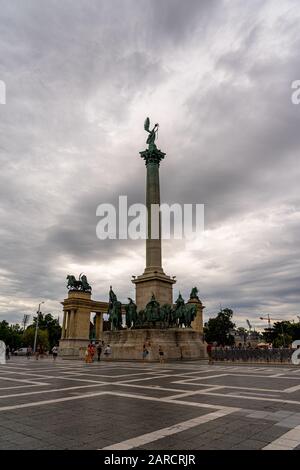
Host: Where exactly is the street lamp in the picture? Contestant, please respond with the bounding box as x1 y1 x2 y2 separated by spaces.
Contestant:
33 302 44 353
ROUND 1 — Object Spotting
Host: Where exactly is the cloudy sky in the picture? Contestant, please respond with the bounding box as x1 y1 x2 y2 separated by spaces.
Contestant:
0 0 299 329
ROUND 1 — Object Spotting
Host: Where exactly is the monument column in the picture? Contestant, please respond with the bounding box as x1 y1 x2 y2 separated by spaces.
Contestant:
61 311 67 339
132 118 176 311
145 158 162 272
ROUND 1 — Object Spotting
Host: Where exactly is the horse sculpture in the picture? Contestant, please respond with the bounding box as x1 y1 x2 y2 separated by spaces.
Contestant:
66 273 92 292
109 300 122 331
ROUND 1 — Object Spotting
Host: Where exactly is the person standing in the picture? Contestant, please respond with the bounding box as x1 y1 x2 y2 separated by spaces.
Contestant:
26 346 32 359
96 342 102 362
104 344 112 359
158 345 164 364
207 343 213 364
85 343 94 363
142 344 148 362
90 343 96 362
52 346 58 361
5 345 10 360
35 344 41 360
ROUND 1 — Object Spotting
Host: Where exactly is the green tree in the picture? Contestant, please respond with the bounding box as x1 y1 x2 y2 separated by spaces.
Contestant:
0 321 23 349
22 327 49 351
273 334 293 348
0 320 10 344
204 308 236 346
8 324 23 350
263 321 299 347
31 313 61 349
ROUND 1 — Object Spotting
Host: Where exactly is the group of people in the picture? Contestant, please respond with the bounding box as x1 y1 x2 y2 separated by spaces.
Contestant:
84 341 112 363
31 345 58 360
142 343 165 363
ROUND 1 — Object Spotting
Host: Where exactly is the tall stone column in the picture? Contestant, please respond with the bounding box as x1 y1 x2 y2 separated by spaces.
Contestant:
61 311 66 339
132 130 176 311
145 158 162 273
95 312 103 340
65 311 70 338
69 310 75 338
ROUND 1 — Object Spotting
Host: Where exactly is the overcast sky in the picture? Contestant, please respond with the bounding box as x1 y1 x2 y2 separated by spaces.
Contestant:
0 0 299 329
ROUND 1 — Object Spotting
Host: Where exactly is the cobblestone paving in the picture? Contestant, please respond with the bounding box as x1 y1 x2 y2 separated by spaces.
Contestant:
0 358 300 450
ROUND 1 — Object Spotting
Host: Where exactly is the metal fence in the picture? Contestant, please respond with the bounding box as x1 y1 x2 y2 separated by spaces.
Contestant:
211 347 293 363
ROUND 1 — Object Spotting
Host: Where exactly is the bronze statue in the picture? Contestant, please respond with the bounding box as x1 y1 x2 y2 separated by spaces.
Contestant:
145 294 160 326
174 293 186 328
80 274 92 291
190 287 199 300
125 298 137 329
66 273 91 292
144 117 159 152
108 287 122 331
184 304 197 328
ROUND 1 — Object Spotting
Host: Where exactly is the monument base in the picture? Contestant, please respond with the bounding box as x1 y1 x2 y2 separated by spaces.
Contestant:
59 330 207 361
59 338 89 359
100 329 207 361
132 271 176 312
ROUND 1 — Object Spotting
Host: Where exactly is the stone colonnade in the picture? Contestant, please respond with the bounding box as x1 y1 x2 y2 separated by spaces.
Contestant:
59 291 109 357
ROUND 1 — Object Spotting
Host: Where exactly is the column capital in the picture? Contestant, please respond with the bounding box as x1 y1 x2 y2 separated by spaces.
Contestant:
139 148 166 166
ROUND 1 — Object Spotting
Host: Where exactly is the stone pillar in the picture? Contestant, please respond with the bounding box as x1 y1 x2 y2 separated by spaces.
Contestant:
132 146 176 311
69 310 75 339
145 160 162 273
62 311 67 339
188 298 205 334
95 312 103 340
73 308 91 340
65 311 70 338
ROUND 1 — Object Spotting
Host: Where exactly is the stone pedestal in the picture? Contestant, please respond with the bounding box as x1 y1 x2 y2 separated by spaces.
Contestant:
100 328 207 361
188 298 205 334
132 270 176 312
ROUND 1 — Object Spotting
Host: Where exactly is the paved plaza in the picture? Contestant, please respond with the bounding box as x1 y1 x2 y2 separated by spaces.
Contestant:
0 358 300 450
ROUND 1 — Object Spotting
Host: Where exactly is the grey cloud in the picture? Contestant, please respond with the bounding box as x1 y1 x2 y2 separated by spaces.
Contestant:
0 0 300 325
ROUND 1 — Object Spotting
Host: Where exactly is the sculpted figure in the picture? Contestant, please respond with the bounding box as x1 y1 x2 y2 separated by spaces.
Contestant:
190 287 199 300
80 274 92 292
125 298 137 329
144 117 159 152
160 304 172 328
66 274 91 292
108 287 122 331
174 293 186 328
145 294 160 326
184 304 197 328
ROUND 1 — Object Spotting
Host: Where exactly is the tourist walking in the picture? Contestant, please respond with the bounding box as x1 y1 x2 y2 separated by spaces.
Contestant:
52 346 58 361
26 346 32 359
207 343 213 364
35 344 41 360
158 345 164 364
90 343 96 362
96 342 103 362
142 344 148 361
104 344 112 359
85 343 94 363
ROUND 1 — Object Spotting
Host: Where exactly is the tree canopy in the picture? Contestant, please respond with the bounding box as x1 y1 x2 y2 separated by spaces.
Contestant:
262 321 300 347
204 308 236 346
0 313 61 351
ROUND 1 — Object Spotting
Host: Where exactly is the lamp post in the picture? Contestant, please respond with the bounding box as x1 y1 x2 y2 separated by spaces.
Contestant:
33 302 44 353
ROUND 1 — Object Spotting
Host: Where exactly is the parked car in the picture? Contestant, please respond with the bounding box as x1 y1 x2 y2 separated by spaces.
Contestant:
14 347 29 356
